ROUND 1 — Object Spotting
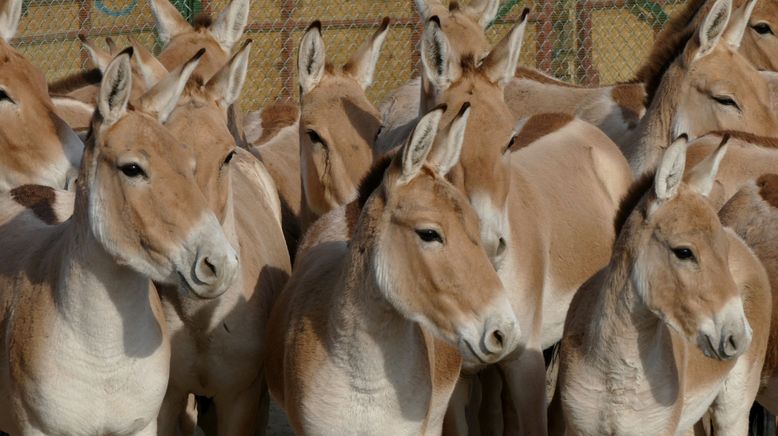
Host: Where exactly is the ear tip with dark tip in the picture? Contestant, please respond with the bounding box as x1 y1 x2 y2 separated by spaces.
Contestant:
194 47 207 59
721 133 731 144
429 15 441 26
118 46 134 58
432 103 448 113
307 20 322 32
242 38 253 49
676 133 689 141
77 33 88 43
457 102 471 115
380 16 390 29
521 8 530 20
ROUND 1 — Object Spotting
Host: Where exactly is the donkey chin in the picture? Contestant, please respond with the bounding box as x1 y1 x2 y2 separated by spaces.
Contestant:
695 298 753 361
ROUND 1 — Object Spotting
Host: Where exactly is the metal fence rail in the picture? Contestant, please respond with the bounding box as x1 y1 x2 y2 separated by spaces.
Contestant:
14 0 685 111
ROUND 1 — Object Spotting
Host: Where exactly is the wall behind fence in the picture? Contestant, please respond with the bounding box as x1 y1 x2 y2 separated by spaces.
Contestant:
15 0 685 112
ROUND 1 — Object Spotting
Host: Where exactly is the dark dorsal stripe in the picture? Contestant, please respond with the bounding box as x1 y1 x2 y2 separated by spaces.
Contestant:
757 174 778 209
707 130 778 149
514 66 580 88
512 113 574 151
614 170 656 235
11 184 60 225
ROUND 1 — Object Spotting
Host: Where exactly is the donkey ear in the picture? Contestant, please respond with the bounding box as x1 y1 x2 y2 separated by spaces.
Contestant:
206 40 251 108
138 48 204 123
78 34 112 73
0 0 22 41
399 105 446 183
482 9 529 88
654 135 689 201
298 21 326 95
429 103 470 176
421 16 462 95
463 0 501 29
147 0 192 47
686 135 729 197
692 0 732 61
723 0 756 48
128 35 169 89
209 0 250 52
344 17 389 90
98 48 135 127
105 36 117 55
415 0 444 21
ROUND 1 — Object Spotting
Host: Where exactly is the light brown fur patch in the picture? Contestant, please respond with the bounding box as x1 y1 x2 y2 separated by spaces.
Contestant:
512 113 574 151
757 174 778 209
10 184 59 225
611 83 646 124
257 102 300 145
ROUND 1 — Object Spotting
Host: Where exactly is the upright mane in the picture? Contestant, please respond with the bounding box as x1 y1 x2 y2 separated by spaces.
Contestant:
634 0 711 105
614 170 656 235
49 68 102 94
193 13 213 30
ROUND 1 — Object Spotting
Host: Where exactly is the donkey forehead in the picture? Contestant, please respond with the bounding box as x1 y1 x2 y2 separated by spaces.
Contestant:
160 34 228 78
440 11 490 58
392 174 481 240
0 43 48 94
302 80 381 129
691 49 763 89
102 112 192 161
652 191 724 241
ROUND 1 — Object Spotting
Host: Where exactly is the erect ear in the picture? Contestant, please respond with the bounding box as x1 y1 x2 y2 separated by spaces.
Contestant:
723 0 756 48
482 8 529 88
298 21 326 95
209 0 250 52
128 35 169 89
686 134 729 197
98 48 135 127
399 105 446 183
414 0 445 21
147 0 192 47
428 102 470 176
654 134 689 202
206 40 251 108
691 0 732 62
463 0 501 29
421 16 462 95
105 36 117 55
78 34 112 73
137 48 204 123
344 17 390 90
0 0 22 41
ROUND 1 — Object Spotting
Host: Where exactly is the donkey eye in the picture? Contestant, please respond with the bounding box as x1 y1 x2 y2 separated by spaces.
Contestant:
307 130 326 148
672 247 696 261
119 163 147 178
753 22 774 35
416 229 443 244
223 150 236 166
712 95 740 111
0 88 14 104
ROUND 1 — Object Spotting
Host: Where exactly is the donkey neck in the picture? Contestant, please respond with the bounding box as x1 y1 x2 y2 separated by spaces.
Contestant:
54 217 159 357
327 216 431 400
627 78 680 175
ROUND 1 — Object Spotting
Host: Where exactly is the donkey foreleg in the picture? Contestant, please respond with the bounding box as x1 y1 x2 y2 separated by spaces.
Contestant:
500 348 548 436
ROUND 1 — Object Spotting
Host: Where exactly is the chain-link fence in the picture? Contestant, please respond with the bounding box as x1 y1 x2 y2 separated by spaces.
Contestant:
14 0 687 111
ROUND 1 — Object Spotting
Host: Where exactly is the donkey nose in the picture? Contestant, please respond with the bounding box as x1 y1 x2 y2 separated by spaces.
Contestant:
481 318 518 359
191 249 239 299
719 328 751 360
195 255 219 285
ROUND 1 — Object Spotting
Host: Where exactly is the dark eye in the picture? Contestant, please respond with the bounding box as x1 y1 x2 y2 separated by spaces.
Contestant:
223 150 236 166
505 136 516 154
416 229 443 244
0 88 14 104
119 163 146 178
307 130 325 147
672 247 696 261
753 22 774 35
712 95 740 110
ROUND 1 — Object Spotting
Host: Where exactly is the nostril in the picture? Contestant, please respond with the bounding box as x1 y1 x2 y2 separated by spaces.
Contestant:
493 330 504 347
728 335 737 350
201 257 217 278
496 237 507 256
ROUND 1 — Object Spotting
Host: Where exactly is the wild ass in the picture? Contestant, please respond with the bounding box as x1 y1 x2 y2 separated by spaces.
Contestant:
0 49 238 435
143 41 291 435
296 19 387 229
419 14 633 434
0 0 82 191
719 174 778 416
559 136 771 435
266 104 520 435
624 0 778 174
250 19 390 254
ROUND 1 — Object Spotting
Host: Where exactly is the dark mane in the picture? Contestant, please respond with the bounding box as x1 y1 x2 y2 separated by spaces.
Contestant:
193 13 213 29
707 130 778 149
49 68 102 94
635 25 695 106
358 154 393 208
460 54 480 75
614 170 656 235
